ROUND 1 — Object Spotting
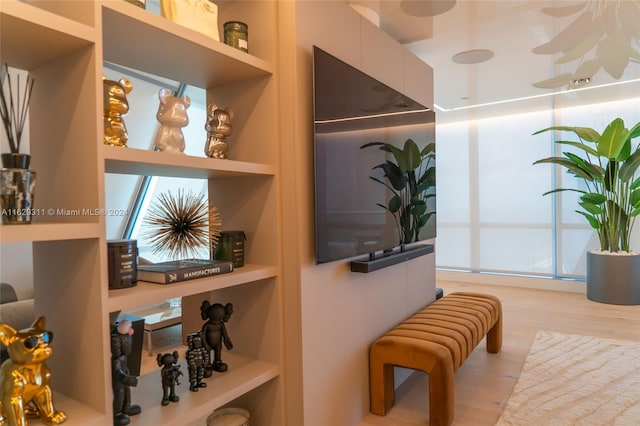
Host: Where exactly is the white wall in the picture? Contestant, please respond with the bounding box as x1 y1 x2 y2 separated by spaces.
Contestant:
0 242 34 299
286 2 436 424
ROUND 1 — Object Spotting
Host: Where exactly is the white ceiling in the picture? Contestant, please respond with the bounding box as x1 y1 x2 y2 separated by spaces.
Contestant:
348 0 640 123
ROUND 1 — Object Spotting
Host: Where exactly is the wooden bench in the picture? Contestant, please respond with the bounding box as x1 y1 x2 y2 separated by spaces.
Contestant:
369 292 502 426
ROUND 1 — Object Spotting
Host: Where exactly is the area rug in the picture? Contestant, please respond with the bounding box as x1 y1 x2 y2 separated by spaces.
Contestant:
496 330 640 426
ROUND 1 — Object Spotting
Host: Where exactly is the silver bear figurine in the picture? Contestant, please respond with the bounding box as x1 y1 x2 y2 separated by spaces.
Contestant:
154 88 190 154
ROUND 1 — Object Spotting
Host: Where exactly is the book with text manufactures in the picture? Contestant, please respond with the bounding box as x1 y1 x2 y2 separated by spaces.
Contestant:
137 259 234 284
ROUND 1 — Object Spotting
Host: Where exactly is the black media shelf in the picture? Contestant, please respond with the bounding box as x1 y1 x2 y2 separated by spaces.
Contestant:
350 244 434 273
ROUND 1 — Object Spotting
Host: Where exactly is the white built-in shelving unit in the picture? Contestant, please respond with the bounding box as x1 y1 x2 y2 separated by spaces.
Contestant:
0 0 283 424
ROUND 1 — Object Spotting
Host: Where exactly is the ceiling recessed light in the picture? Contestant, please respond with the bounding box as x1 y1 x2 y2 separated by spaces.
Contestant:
569 76 592 88
401 0 457 17
452 49 494 64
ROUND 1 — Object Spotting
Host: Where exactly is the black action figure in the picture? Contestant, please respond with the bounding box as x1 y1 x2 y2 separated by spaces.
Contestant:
111 319 141 426
186 332 209 391
200 301 234 376
156 351 182 406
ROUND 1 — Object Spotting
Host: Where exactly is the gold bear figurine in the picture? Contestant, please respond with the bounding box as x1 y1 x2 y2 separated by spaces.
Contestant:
0 317 66 426
204 104 233 159
103 77 133 147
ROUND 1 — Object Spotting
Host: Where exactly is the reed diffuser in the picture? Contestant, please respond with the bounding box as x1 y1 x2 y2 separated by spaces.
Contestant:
0 63 35 168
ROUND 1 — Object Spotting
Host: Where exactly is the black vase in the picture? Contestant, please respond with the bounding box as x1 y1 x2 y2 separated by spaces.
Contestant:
1 153 30 169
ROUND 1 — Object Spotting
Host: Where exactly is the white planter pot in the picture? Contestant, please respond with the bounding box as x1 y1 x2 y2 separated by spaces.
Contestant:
586 251 640 305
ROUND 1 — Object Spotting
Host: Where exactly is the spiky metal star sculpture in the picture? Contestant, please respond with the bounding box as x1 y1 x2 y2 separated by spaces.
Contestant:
143 189 221 260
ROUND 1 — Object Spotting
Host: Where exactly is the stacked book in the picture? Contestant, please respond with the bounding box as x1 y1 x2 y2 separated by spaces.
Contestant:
137 259 233 284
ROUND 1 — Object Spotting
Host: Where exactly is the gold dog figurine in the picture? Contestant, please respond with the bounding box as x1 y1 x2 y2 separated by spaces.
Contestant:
0 316 66 426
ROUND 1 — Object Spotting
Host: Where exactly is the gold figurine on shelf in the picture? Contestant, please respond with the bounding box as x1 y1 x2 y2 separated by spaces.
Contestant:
204 104 234 159
103 77 133 147
0 317 67 426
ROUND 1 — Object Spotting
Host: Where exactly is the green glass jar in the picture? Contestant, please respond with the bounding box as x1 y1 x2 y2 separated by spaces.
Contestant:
224 21 248 53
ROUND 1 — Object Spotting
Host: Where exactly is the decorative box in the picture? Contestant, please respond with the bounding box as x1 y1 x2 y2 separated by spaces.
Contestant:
108 239 138 289
213 231 246 267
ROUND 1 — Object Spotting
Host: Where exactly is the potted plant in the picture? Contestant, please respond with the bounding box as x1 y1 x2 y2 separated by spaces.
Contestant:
361 138 436 246
533 118 640 305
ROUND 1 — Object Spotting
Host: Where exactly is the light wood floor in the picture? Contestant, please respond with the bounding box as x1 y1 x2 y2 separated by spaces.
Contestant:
359 281 640 426
135 282 639 425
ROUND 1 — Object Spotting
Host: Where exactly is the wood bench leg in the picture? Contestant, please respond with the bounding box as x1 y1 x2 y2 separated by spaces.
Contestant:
427 354 455 426
487 311 502 353
369 340 396 415
370 336 456 425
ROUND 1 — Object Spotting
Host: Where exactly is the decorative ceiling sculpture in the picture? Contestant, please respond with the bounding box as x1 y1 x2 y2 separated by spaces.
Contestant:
532 0 640 89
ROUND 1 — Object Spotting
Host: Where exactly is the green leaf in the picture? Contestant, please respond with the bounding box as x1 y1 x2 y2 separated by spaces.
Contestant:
384 144 407 170
630 189 640 209
606 199 628 226
388 196 401 213
631 205 640 217
533 126 600 142
362 141 409 173
369 176 398 195
603 160 619 191
418 166 436 187
373 161 405 190
411 200 426 216
555 140 599 156
579 201 603 215
533 157 595 181
618 140 632 162
417 213 432 228
631 176 640 190
376 203 389 212
581 192 607 204
619 147 640 182
541 188 587 197
629 121 640 139
402 139 422 171
420 143 436 156
597 118 629 159
360 141 386 150
563 152 603 180
576 211 601 229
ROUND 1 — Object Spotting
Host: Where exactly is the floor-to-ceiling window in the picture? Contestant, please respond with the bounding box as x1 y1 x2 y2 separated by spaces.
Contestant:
436 97 640 280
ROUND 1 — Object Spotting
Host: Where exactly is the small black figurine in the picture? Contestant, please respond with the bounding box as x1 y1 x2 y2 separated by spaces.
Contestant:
111 319 141 426
156 351 182 406
186 332 209 391
200 301 233 376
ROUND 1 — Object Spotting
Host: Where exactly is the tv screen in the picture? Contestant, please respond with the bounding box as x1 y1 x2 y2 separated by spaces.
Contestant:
313 46 436 264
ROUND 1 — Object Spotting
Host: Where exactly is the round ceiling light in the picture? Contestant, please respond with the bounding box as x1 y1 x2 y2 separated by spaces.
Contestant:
400 0 457 17
452 49 494 64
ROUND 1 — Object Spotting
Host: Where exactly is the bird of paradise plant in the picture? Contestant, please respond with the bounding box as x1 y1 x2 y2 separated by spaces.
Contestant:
533 118 640 252
361 138 436 245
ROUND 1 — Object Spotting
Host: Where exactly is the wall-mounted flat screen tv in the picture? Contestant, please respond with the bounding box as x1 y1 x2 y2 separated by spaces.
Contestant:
313 46 436 264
